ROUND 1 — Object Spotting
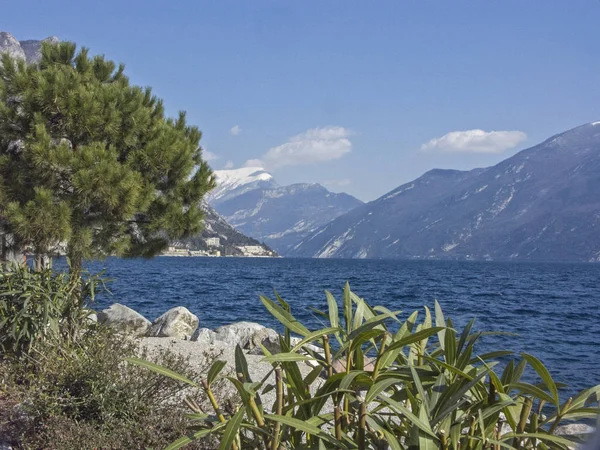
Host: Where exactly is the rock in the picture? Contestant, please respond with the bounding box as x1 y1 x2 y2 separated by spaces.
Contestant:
555 423 595 436
191 327 216 343
332 356 376 373
246 328 280 355
0 32 25 61
98 303 151 336
214 321 266 347
147 307 199 339
85 310 98 324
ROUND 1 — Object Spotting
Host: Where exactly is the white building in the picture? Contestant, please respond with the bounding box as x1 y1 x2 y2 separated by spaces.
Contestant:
205 237 220 247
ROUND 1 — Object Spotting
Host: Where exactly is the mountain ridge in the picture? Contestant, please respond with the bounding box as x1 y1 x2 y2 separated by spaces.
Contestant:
290 122 600 262
208 167 363 254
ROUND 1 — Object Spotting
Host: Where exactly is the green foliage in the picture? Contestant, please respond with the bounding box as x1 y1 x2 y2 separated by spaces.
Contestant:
131 283 600 449
0 264 99 355
0 41 216 268
0 328 215 450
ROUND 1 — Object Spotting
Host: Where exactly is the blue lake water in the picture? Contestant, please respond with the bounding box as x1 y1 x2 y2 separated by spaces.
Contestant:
62 257 600 398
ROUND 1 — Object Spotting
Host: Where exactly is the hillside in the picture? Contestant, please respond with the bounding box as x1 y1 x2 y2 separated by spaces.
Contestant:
291 122 600 262
208 167 363 254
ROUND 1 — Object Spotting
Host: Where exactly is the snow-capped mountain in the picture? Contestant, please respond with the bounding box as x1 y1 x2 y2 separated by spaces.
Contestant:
290 122 600 262
208 167 363 255
208 167 277 203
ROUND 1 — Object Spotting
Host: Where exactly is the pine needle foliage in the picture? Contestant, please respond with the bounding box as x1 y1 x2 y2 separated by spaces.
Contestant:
0 42 215 270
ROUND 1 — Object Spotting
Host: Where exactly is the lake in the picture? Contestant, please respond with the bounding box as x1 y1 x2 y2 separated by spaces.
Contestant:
65 257 600 398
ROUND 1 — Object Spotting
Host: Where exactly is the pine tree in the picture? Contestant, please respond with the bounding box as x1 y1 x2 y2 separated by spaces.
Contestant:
0 42 215 271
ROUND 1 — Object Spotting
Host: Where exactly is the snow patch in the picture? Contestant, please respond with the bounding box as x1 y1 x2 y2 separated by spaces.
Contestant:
592 121 600 126
383 184 414 200
442 242 458 252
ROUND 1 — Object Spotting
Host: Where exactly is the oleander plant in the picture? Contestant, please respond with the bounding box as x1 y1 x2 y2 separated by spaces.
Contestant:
129 283 600 449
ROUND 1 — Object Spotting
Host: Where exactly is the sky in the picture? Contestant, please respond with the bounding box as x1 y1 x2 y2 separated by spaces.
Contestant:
4 1 600 201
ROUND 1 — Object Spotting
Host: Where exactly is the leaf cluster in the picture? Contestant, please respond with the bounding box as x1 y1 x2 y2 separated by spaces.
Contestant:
131 283 600 449
0 263 100 355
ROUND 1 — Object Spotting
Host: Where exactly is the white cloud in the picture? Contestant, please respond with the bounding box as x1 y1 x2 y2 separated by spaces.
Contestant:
230 125 242 136
323 178 352 188
223 160 234 169
258 126 352 170
243 158 264 168
203 150 219 161
421 129 527 154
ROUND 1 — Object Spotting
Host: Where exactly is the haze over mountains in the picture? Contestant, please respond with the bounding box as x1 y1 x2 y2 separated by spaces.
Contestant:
208 167 363 254
289 122 600 262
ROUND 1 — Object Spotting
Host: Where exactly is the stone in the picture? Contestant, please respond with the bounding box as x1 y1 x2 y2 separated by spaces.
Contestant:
147 307 199 339
191 327 216 343
0 32 25 61
214 321 266 347
246 328 281 355
554 423 595 436
97 303 151 336
332 356 376 373
85 310 98 324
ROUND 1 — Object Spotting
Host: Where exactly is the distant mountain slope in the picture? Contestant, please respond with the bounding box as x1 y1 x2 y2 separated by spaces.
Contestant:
208 167 363 255
178 202 277 257
291 122 600 262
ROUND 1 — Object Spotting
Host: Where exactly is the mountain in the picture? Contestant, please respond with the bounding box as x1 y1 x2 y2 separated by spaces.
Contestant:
0 32 59 64
291 122 600 262
173 202 277 257
207 167 363 255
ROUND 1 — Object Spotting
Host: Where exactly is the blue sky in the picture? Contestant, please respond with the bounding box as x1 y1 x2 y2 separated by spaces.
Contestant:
5 1 600 201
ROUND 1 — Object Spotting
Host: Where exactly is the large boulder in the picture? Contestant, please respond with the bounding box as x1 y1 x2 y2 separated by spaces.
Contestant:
147 307 199 339
98 303 151 336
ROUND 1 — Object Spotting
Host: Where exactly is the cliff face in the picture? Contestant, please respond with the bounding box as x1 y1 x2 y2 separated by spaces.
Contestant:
0 31 59 64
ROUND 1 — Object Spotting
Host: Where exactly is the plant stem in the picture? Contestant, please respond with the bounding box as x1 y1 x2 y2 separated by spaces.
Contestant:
371 332 388 380
270 367 283 450
358 401 367 450
323 336 333 379
202 379 239 450
548 397 572 435
513 397 532 448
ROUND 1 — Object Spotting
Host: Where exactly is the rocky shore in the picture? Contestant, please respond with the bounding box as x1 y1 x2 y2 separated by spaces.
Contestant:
92 303 597 448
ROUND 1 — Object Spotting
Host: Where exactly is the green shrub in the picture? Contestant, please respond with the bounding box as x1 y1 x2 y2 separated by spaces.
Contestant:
131 283 600 449
0 264 100 355
1 327 217 449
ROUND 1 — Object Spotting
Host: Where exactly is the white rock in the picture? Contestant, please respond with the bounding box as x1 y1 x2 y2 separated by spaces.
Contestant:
191 327 216 343
147 307 199 339
98 303 151 336
246 328 281 355
555 423 595 436
214 321 266 347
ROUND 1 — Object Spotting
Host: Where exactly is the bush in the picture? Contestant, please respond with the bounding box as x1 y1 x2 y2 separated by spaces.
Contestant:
1 327 216 449
132 283 600 450
0 264 99 355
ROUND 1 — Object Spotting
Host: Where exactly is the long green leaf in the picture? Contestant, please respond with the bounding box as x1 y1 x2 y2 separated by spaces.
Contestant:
218 408 245 450
290 327 339 353
165 425 224 450
521 353 559 405
262 352 314 363
207 360 227 386
125 357 197 387
260 295 310 337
